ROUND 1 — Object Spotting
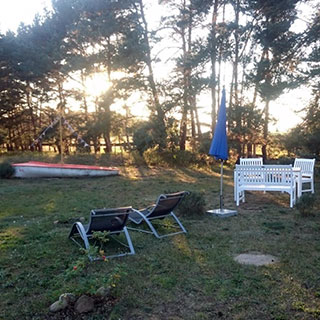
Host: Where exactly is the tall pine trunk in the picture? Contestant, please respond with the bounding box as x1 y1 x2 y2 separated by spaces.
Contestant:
137 0 166 150
210 0 219 136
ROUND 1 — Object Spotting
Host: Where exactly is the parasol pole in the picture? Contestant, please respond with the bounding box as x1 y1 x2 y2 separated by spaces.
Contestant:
219 160 224 210
206 86 237 218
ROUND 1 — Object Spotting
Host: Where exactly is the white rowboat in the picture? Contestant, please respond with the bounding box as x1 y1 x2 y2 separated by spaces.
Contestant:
12 161 119 178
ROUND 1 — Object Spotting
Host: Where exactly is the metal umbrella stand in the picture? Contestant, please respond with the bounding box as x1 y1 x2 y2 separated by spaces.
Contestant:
206 88 237 218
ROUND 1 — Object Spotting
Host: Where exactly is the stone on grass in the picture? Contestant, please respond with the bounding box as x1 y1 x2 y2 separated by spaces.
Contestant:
49 299 68 313
234 252 279 266
75 295 95 313
49 292 76 313
60 293 76 304
96 286 110 298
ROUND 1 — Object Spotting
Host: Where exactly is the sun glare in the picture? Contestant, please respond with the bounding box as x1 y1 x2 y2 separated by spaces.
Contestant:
84 73 111 98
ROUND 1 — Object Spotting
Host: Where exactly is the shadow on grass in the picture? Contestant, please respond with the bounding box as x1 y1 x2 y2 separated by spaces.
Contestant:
0 165 320 319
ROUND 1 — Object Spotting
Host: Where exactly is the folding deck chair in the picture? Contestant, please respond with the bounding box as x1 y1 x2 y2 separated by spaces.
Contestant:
69 206 135 260
128 191 188 238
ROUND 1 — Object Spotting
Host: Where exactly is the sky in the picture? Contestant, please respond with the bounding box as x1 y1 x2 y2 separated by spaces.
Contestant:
0 0 313 133
0 0 51 32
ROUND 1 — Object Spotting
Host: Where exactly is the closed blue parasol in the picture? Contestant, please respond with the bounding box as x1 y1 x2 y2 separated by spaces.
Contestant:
207 88 237 217
209 88 228 160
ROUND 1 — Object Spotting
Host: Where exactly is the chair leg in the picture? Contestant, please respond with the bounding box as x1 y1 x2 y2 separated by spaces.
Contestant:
128 211 162 238
170 212 187 234
123 227 135 255
128 211 187 238
301 181 313 194
69 222 90 251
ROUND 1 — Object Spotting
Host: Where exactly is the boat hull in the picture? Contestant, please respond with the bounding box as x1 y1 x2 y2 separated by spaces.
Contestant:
12 161 119 178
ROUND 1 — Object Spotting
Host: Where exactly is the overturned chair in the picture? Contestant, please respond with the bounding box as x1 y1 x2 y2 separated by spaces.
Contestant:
128 191 189 238
69 206 135 260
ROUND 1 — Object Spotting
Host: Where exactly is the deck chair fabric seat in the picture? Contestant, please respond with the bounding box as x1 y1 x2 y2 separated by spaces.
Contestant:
69 206 135 260
128 191 188 238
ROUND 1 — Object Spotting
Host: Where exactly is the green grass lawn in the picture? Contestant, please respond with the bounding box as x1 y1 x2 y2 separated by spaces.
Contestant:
1 161 320 319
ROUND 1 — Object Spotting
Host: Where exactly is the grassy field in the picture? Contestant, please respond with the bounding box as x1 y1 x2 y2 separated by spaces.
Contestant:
1 155 320 319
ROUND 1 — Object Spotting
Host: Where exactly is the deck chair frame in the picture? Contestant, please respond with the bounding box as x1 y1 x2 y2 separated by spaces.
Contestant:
128 191 188 238
69 206 135 260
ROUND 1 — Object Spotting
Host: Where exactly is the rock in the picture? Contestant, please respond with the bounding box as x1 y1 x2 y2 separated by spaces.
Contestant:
49 299 68 313
234 252 279 266
96 286 110 298
49 292 76 313
75 295 95 313
60 293 76 304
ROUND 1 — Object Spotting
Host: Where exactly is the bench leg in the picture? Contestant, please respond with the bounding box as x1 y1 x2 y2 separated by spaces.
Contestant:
242 191 245 202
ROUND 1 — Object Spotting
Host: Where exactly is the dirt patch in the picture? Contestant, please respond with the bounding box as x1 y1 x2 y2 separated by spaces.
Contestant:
42 296 117 320
234 252 279 266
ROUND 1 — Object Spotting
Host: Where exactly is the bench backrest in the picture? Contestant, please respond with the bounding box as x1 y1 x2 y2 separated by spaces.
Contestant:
293 158 315 176
235 165 294 186
240 158 263 166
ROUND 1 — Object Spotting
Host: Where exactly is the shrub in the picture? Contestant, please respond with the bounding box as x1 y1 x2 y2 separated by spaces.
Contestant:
127 150 146 166
276 156 294 165
0 161 15 179
296 193 316 216
143 148 198 167
132 122 155 155
175 191 206 216
197 133 212 154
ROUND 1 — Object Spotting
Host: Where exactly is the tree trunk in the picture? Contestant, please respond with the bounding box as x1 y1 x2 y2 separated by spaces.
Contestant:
80 69 88 121
262 99 270 159
210 0 219 136
137 0 166 149
26 82 37 149
233 0 242 157
179 0 192 151
193 96 202 138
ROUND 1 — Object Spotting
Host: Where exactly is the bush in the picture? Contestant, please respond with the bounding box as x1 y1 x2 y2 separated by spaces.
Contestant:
143 148 198 167
0 161 15 178
175 191 206 216
197 133 212 154
296 193 316 216
276 156 294 165
127 150 146 166
132 122 155 155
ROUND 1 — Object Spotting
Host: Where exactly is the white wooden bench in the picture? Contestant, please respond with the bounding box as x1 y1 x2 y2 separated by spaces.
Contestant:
234 165 296 208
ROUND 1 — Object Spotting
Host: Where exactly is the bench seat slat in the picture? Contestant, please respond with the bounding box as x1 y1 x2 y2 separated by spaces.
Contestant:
238 185 293 191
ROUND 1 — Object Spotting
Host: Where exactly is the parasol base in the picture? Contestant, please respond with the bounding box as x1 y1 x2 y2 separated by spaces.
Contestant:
207 208 237 218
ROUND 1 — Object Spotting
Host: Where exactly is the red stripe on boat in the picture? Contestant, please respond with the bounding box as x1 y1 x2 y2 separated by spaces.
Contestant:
12 161 118 171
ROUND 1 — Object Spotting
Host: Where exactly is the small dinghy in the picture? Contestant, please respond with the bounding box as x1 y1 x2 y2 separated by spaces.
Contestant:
12 161 119 178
